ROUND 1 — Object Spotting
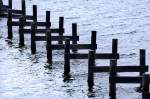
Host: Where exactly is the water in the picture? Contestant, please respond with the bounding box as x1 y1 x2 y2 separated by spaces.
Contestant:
1 0 150 98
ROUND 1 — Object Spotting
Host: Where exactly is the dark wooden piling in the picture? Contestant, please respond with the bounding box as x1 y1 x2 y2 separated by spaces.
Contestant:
142 74 150 99
46 29 52 64
0 0 3 15
8 0 12 9
22 0 26 16
46 11 51 29
112 39 118 57
91 31 97 50
33 5 37 22
109 59 117 99
19 17 25 47
88 50 95 91
7 9 12 39
72 23 78 52
31 23 36 54
64 38 71 76
58 17 64 44
140 49 146 88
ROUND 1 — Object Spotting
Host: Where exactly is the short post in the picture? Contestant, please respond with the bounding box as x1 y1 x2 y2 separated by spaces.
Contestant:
109 59 117 99
112 39 118 59
58 17 64 44
91 31 97 50
142 74 150 99
64 38 71 77
33 5 37 22
46 29 52 64
7 9 12 39
46 11 51 29
140 49 146 89
88 50 95 91
19 17 25 47
8 0 12 9
21 0 26 16
31 23 36 54
72 23 78 53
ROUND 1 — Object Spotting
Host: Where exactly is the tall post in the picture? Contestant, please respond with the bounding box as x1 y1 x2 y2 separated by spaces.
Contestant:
0 0 3 15
21 0 26 16
88 50 95 92
91 31 97 50
64 38 71 77
58 17 64 44
72 23 78 53
19 17 25 47
7 9 12 39
112 39 118 59
8 0 12 9
46 11 51 29
109 59 117 99
140 49 146 88
31 23 36 54
33 5 37 22
142 74 150 99
46 29 52 64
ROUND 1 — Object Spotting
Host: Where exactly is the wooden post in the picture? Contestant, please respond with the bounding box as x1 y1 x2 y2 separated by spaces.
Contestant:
88 50 95 91
64 38 70 76
19 17 25 47
46 11 51 29
91 31 97 50
31 23 36 54
33 5 37 22
8 0 12 9
0 0 3 15
7 9 12 39
46 29 52 64
72 23 78 53
109 59 117 99
21 0 26 16
112 39 118 59
58 17 64 44
142 74 150 99
140 49 146 89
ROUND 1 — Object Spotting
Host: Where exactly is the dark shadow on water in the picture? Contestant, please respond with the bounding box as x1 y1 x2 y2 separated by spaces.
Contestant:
44 63 53 70
5 39 13 47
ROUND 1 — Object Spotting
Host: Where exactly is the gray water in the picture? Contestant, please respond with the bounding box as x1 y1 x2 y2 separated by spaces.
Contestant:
1 0 150 99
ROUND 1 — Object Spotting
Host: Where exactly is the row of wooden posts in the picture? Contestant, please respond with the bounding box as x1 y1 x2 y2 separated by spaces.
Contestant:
0 0 150 99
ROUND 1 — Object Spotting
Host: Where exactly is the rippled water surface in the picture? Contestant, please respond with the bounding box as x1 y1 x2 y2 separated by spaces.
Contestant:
1 0 150 99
